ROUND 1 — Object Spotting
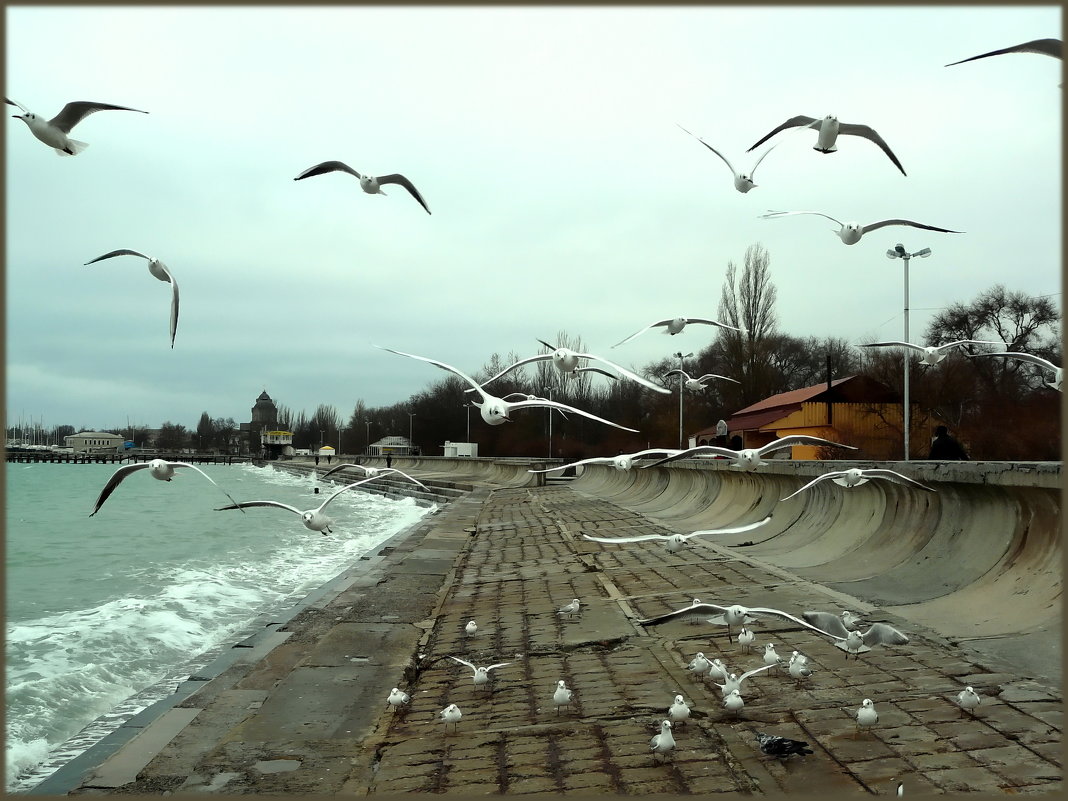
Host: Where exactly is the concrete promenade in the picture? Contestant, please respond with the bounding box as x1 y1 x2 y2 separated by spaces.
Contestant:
54 460 1061 795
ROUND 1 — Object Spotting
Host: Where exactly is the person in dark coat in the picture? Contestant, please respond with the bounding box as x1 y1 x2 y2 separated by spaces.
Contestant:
386 453 393 468
928 425 969 460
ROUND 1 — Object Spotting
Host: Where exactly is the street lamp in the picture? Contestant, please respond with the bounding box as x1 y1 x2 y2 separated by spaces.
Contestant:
364 420 373 455
544 385 553 458
673 351 693 449
408 412 416 454
338 426 344 456
886 243 932 461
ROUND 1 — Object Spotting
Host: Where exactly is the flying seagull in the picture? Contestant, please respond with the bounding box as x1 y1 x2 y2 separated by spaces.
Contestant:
376 346 639 431
713 664 777 698
746 114 906 175
7 97 147 155
859 340 1004 366
90 459 240 516
319 463 429 490
761 210 962 246
84 250 180 348
779 468 935 501
643 435 857 471
446 656 512 690
946 38 1062 66
612 316 744 348
968 352 1062 391
677 124 778 193
581 515 772 552
214 477 378 534
294 160 430 214
663 369 740 391
527 448 684 473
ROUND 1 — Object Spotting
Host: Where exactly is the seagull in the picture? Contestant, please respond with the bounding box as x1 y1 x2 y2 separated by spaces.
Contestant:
802 610 868 637
956 686 982 717
946 38 1062 66
581 515 773 552
707 658 729 682
447 656 512 690
557 599 581 618
854 698 879 736
762 643 787 674
214 476 378 534
780 468 935 501
643 435 857 472
761 210 962 246
968 352 1062 391
650 720 676 758
84 250 179 348
788 652 814 685
319 462 430 490
387 688 410 709
686 652 712 676
663 369 741 391
439 703 462 732
859 339 1004 366
90 459 240 517
465 340 670 395
553 680 574 713
746 114 906 176
893 778 904 796
724 689 746 717
528 448 685 474
737 628 756 653
294 160 430 214
612 316 744 348
754 731 814 759
677 124 778 193
668 694 691 726
832 624 910 659
377 346 640 431
464 620 478 636
7 97 147 155
714 664 777 698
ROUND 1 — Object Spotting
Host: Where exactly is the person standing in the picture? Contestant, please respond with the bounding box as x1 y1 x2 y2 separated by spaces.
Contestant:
386 453 393 469
928 425 969 460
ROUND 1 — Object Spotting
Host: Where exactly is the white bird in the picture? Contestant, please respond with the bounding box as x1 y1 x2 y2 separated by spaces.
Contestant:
854 698 879 735
439 703 462 732
90 459 240 516
294 160 430 214
677 124 778 193
737 628 756 653
788 652 814 685
466 339 670 395
557 599 581 618
553 680 574 713
723 689 745 717
612 316 744 348
686 652 712 676
668 694 691 725
860 339 1004 366
84 250 179 348
893 778 904 796
746 114 906 176
780 468 935 501
761 210 962 246
968 352 1062 391
377 346 639 431
763 643 787 674
946 38 1062 66
663 369 741 391
464 620 478 636
387 688 410 709
644 435 857 472
802 610 868 637
650 720 676 757
707 658 729 682
528 448 683 474
956 686 982 717
581 515 773 552
319 462 430 490
7 97 147 155
214 476 378 534
833 624 910 659
713 664 776 698
447 655 512 690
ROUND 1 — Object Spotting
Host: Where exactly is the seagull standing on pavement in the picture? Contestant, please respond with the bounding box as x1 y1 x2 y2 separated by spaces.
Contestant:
294 160 430 214
7 97 147 155
854 698 879 736
464 620 478 636
553 680 574 714
387 688 410 710
650 720 676 759
956 686 982 717
557 599 581 619
439 703 462 732
668 694 691 726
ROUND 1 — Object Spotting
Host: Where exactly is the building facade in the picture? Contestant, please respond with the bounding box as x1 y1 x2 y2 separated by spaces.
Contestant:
64 431 125 453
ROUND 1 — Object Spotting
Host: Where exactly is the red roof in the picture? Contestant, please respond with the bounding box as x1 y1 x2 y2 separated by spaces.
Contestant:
733 376 855 416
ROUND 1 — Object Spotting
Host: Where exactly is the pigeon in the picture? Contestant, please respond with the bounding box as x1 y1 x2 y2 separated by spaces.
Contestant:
91 458 240 516
854 698 879 735
723 689 745 717
319 462 430 490
439 703 462 732
446 656 512 690
7 97 147 155
956 686 982 717
84 250 179 348
737 628 756 653
668 694 691 725
581 515 772 552
650 720 676 758
746 114 906 175
780 468 935 501
612 316 744 348
714 664 777 699
294 160 430 214
663 369 740 391
860 339 1004 366
968 352 1062 391
527 448 683 473
754 731 814 758
214 477 379 534
464 620 478 636
761 210 962 246
946 38 1062 66
677 124 779 193
642 435 856 471
387 688 410 709
557 599 581 618
762 643 787 674
553 680 574 713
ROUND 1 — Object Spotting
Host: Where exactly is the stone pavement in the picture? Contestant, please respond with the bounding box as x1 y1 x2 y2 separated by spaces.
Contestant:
68 484 1061 795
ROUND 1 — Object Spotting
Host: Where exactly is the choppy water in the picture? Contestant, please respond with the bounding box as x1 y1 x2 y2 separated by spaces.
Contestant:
5 460 431 792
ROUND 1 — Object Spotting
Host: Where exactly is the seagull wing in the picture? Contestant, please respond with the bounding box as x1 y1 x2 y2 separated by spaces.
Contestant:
6 97 29 114
84 249 152 265
686 514 773 539
970 351 1058 371
485 662 512 672
642 446 739 467
747 115 819 151
736 663 777 685
465 354 549 391
215 500 302 515
677 124 736 173
316 477 377 512
761 209 845 226
862 469 935 491
861 219 962 235
748 606 845 638
379 468 430 490
170 462 242 508
861 623 909 646
780 472 845 501
376 174 431 214
695 373 740 384
945 37 1062 66
940 339 1006 350
681 317 745 333
837 123 906 176
89 463 152 516
447 656 477 672
156 261 180 349
802 611 850 638
575 353 671 394
575 366 620 380
320 463 368 480
508 398 639 432
637 602 728 625
611 319 672 348
628 448 685 459
756 435 856 457
750 143 779 175
582 532 669 544
294 160 363 181
375 346 488 402
663 369 691 380
530 457 609 474
49 101 148 133
860 341 926 353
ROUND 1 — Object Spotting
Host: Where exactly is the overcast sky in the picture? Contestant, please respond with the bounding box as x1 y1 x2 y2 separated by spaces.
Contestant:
6 5 1061 435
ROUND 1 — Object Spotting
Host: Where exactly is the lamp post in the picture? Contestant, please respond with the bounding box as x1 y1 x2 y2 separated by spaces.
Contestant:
464 403 471 442
338 426 344 457
673 351 693 449
885 243 932 461
544 385 553 458
408 412 416 454
364 420 372 455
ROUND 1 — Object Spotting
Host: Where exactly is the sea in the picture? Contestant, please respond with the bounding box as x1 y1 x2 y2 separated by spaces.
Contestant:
5 460 433 792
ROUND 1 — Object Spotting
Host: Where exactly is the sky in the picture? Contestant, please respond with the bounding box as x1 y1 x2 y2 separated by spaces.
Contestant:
6 5 1062 435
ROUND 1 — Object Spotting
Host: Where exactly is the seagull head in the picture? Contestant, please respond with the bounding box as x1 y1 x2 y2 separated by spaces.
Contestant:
734 173 756 193
666 534 687 551
479 400 509 425
837 223 864 245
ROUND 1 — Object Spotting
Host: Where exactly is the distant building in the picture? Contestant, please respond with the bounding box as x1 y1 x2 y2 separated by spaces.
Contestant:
64 431 125 453
239 390 279 456
369 435 417 456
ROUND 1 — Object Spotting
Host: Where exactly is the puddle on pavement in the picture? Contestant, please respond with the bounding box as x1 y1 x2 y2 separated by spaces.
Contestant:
253 759 302 774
